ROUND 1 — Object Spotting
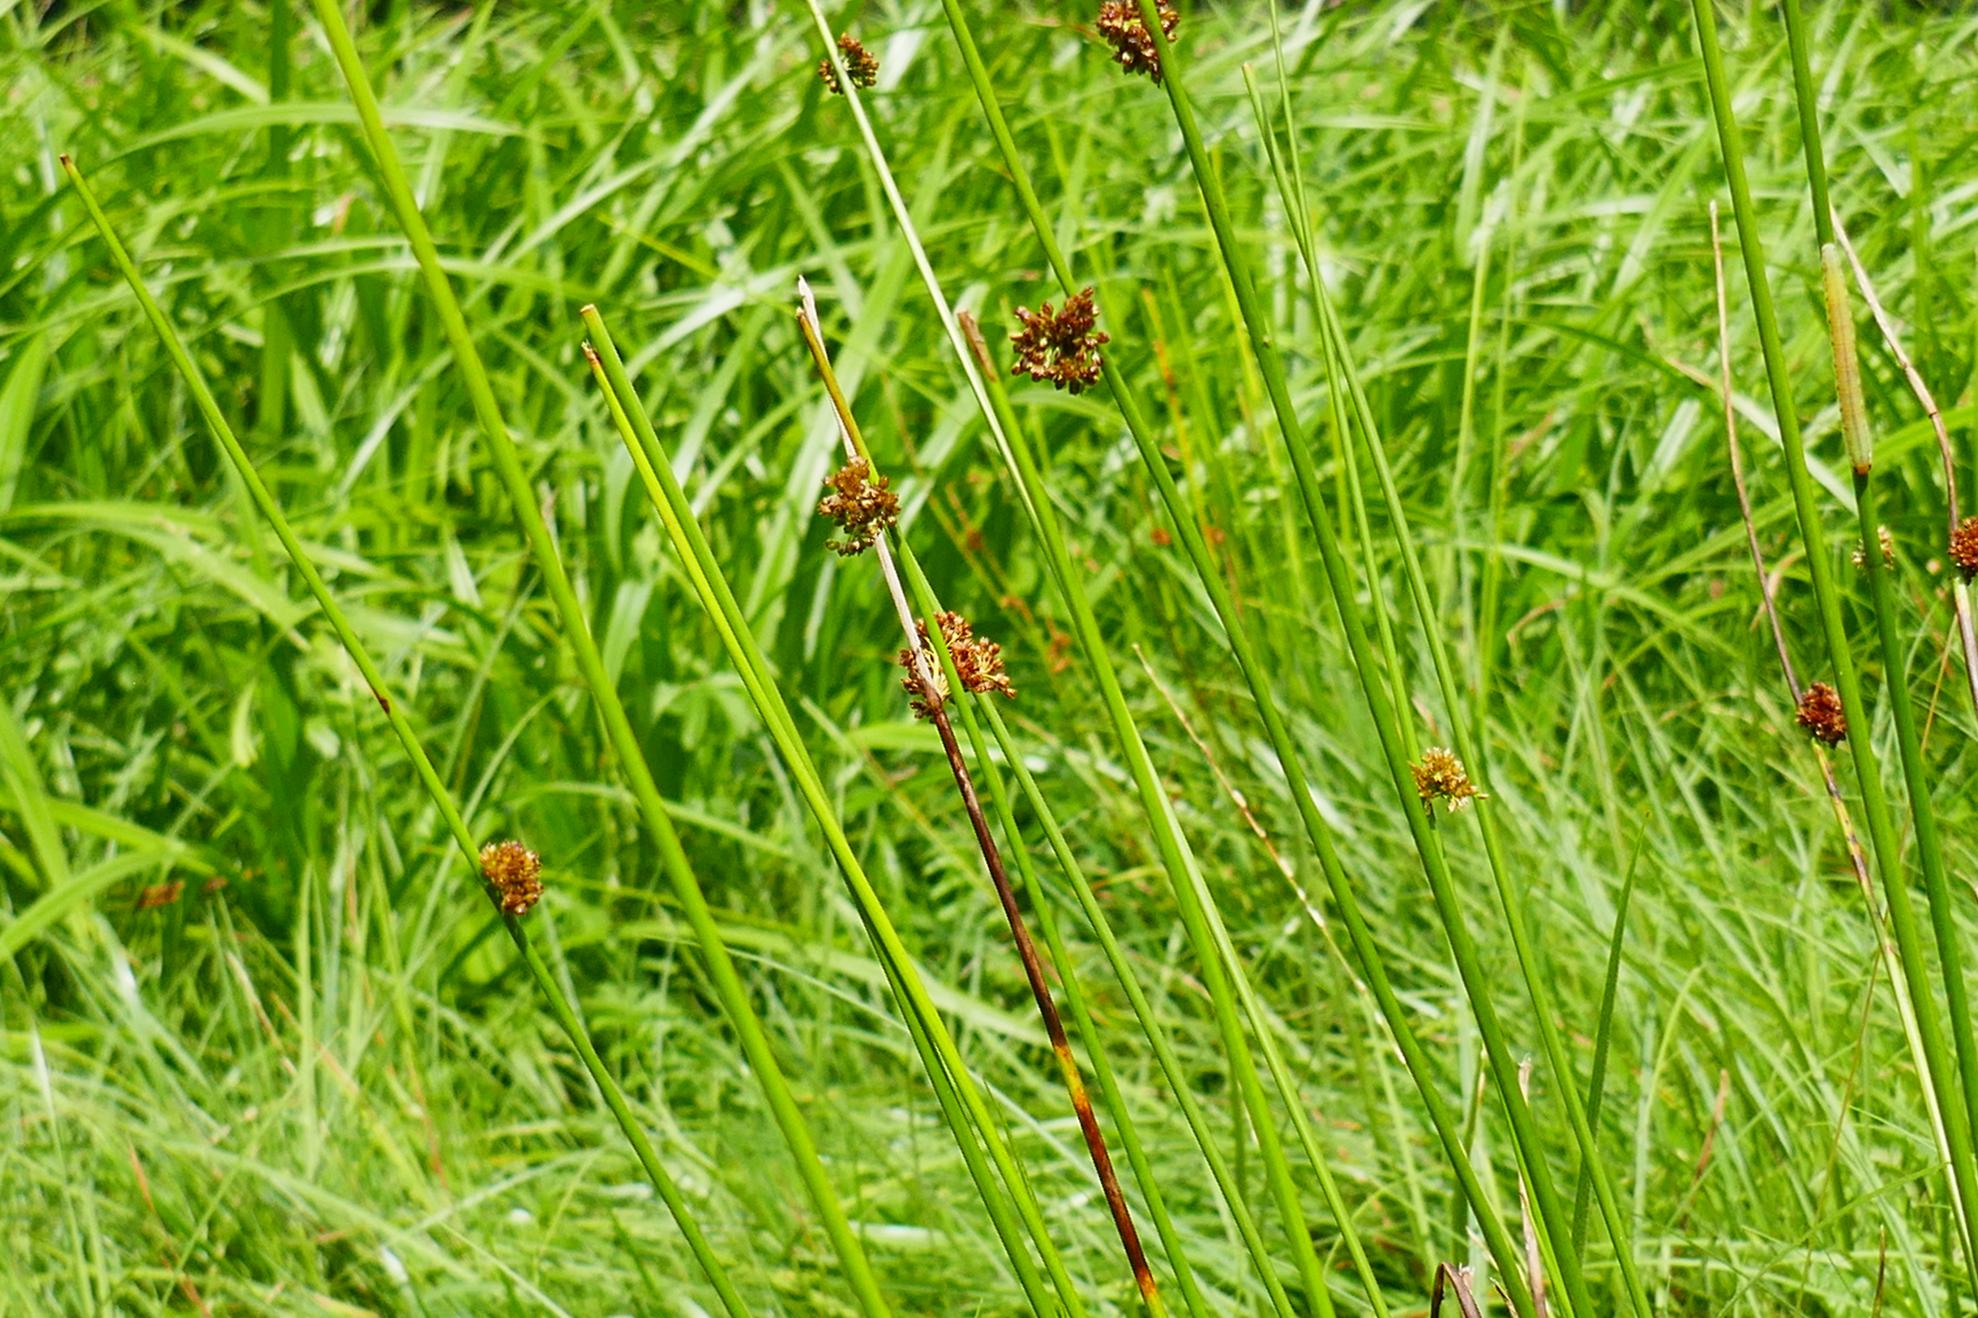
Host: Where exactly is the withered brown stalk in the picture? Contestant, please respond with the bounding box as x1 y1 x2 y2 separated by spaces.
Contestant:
794 280 1162 1313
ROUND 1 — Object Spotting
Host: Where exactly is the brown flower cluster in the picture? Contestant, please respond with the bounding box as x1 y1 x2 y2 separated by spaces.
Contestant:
1952 515 1978 581
817 456 899 555
1851 524 1894 570
480 840 544 917
819 33 879 95
1412 747 1482 815
1795 682 1847 746
898 611 1016 719
1096 1 1179 82
1010 288 1108 394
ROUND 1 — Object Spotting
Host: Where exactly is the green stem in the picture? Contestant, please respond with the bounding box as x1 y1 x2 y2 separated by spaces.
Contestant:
1690 0 1978 1288
931 8 1539 1312
818 12 1381 1311
58 153 750 1318
582 309 1080 1317
300 8 893 1313
1134 4 1632 1310
1238 46 1647 1317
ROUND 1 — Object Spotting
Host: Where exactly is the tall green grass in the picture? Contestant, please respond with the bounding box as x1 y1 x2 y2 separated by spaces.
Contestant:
5 2 1978 1312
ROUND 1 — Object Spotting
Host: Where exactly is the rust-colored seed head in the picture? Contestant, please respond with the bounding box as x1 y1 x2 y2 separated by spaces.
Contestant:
1795 682 1847 746
1851 525 1895 570
819 33 879 95
817 456 900 555
898 611 1016 719
480 840 544 917
1010 287 1109 394
1096 0 1179 82
1952 515 1978 581
1412 747 1482 815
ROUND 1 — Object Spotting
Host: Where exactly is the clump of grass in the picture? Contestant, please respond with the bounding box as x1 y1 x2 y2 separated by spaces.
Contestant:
58 153 753 1316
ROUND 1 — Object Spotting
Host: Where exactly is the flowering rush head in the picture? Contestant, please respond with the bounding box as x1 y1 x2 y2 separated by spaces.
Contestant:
1411 747 1482 815
1795 682 1847 747
819 33 879 95
817 456 899 555
480 840 544 916
1095 1 1179 83
898 612 1015 719
1010 288 1108 394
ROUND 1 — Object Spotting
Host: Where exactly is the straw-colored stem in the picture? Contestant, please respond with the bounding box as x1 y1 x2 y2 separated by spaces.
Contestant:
795 291 1163 1314
581 308 1078 1317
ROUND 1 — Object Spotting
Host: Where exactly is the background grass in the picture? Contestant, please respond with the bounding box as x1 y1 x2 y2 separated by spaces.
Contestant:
5 0 1978 1312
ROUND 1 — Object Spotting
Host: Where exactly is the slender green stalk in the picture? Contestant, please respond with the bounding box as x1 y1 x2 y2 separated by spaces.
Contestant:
958 315 1334 1318
1690 0 1978 1286
299 8 892 1313
1235 45 1649 1316
1133 4 1643 1310
795 295 1164 1315
1783 9 1978 1222
807 13 1380 1313
57 154 751 1318
926 8 1540 1311
581 309 1078 1317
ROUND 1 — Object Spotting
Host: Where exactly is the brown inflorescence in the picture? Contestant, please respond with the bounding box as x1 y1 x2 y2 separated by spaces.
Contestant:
817 456 900 555
1010 288 1108 394
898 611 1016 719
1795 682 1847 746
1095 1 1179 83
480 840 544 916
1412 747 1482 815
819 33 879 95
1952 515 1978 582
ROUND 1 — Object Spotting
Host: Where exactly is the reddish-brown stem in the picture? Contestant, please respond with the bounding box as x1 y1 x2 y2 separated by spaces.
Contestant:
797 283 1159 1309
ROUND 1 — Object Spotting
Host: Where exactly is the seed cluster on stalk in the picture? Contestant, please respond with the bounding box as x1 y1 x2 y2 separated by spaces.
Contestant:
817 456 899 555
1851 524 1894 570
1010 288 1108 394
1411 747 1482 815
818 33 878 95
1952 515 1978 582
480 840 544 916
1795 682 1848 746
899 612 1015 719
1095 1 1179 83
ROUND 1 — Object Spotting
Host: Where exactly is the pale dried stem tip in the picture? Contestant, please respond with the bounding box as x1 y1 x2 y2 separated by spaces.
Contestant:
1412 747 1482 815
1820 243 1873 473
795 278 943 711
480 840 544 916
1832 212 1959 528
